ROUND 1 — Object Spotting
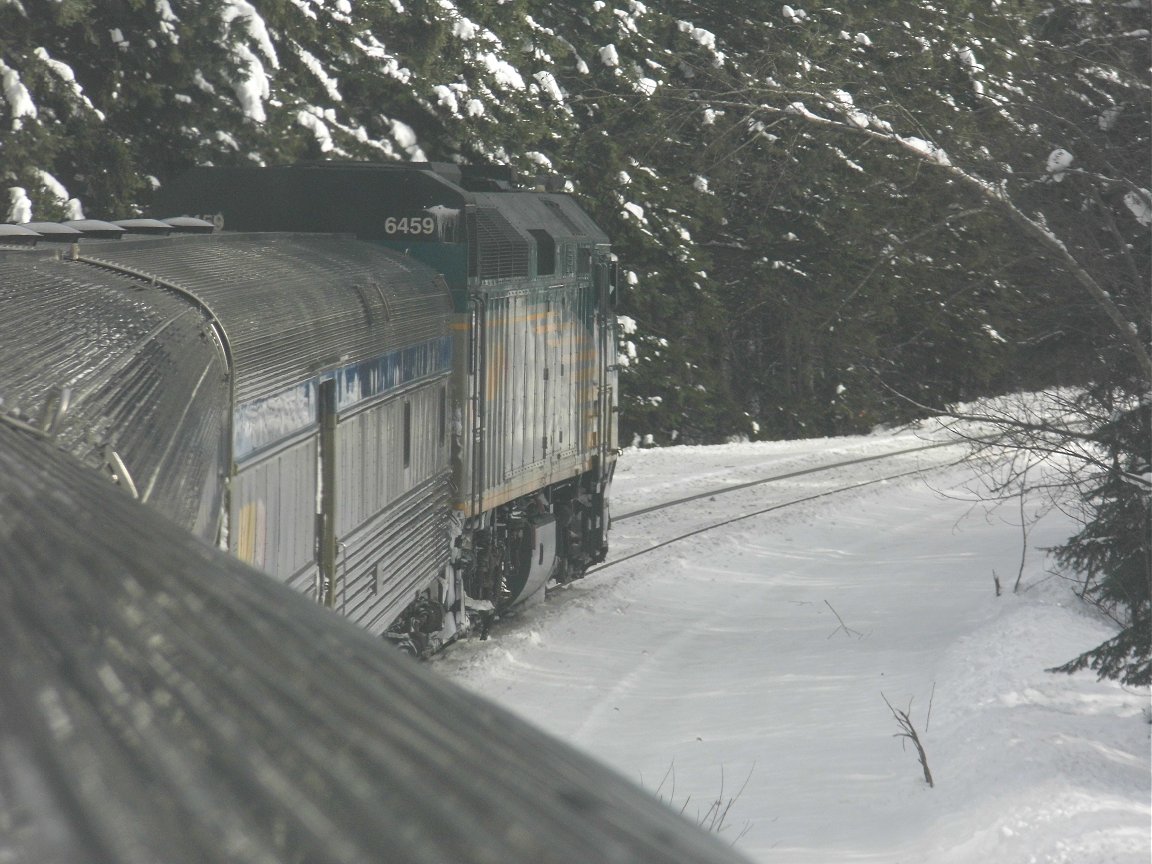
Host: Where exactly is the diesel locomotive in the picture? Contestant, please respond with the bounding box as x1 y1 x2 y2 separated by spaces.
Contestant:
0 161 620 652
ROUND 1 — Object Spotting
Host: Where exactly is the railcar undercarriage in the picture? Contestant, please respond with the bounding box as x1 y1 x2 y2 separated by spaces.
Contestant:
452 472 610 627
382 469 611 656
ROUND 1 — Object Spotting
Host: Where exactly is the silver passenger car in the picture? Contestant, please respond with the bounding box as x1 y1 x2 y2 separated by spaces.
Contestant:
0 227 454 637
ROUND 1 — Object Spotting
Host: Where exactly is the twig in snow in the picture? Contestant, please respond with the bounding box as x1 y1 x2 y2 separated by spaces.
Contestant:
825 600 863 639
650 762 755 845
1014 472 1029 593
882 693 934 788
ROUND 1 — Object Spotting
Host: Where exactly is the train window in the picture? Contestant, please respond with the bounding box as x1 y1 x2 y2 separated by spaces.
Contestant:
577 246 592 274
528 229 556 276
403 400 412 468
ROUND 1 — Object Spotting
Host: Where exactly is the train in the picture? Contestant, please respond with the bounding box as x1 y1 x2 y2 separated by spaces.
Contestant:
0 161 620 653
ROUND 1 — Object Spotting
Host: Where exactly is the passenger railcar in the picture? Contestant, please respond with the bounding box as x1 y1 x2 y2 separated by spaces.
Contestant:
0 162 619 651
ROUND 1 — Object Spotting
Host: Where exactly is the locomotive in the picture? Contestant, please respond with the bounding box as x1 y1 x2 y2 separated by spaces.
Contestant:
0 161 620 652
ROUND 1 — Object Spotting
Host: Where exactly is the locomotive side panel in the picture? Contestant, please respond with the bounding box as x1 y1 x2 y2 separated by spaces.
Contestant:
471 281 603 512
453 191 613 524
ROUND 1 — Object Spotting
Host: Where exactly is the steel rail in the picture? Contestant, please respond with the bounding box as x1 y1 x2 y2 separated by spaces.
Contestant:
587 444 975 576
613 437 974 523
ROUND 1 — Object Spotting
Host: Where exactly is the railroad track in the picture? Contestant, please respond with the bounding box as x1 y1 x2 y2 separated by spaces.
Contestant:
588 437 980 576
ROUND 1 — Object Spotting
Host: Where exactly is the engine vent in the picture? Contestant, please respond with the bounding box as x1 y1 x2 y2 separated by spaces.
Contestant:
469 207 529 281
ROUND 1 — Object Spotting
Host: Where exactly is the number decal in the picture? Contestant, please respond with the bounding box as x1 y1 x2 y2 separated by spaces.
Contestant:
383 216 439 237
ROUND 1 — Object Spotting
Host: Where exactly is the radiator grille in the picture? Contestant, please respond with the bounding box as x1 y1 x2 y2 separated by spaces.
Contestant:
469 207 529 281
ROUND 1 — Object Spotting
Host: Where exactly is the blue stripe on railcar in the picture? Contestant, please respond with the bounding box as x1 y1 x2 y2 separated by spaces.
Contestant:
233 335 452 461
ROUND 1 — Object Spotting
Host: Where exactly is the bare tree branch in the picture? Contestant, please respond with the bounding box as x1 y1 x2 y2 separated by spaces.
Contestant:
882 693 934 788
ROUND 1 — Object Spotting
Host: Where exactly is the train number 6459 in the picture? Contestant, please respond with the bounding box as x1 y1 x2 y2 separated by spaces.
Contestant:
384 216 437 235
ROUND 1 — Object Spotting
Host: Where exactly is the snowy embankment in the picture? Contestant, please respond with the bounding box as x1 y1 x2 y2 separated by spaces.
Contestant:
433 431 1151 864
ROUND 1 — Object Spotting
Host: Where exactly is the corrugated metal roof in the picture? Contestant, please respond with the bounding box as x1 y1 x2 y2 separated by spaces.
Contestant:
0 246 229 538
79 233 453 404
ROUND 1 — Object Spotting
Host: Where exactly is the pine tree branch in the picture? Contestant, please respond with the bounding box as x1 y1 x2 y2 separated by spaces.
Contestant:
642 87 1152 384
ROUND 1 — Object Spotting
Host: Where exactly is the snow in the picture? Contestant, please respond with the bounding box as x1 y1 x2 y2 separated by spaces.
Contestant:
1047 148 1074 181
155 0 179 43
957 46 983 71
221 0 278 68
677 21 719 58
35 170 83 219
1123 190 1151 227
677 22 706 46
192 69 216 94
32 48 100 117
831 90 871 129
982 323 1008 343
34 170 68 205
216 129 240 150
900 135 953 166
296 108 334 152
432 84 459 114
435 433 1151 863
0 59 36 130
447 9 480 42
621 201 646 223
388 118 427 161
474 51 525 90
634 77 659 96
352 35 411 84
295 46 343 102
533 70 564 103
229 45 271 122
785 100 825 122
221 0 279 122
6 186 31 223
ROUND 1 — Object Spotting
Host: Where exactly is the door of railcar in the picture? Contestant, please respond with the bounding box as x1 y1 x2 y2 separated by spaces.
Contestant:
317 378 338 606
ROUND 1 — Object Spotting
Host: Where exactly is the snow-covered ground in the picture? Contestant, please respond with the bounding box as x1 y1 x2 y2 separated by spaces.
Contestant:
433 430 1151 863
